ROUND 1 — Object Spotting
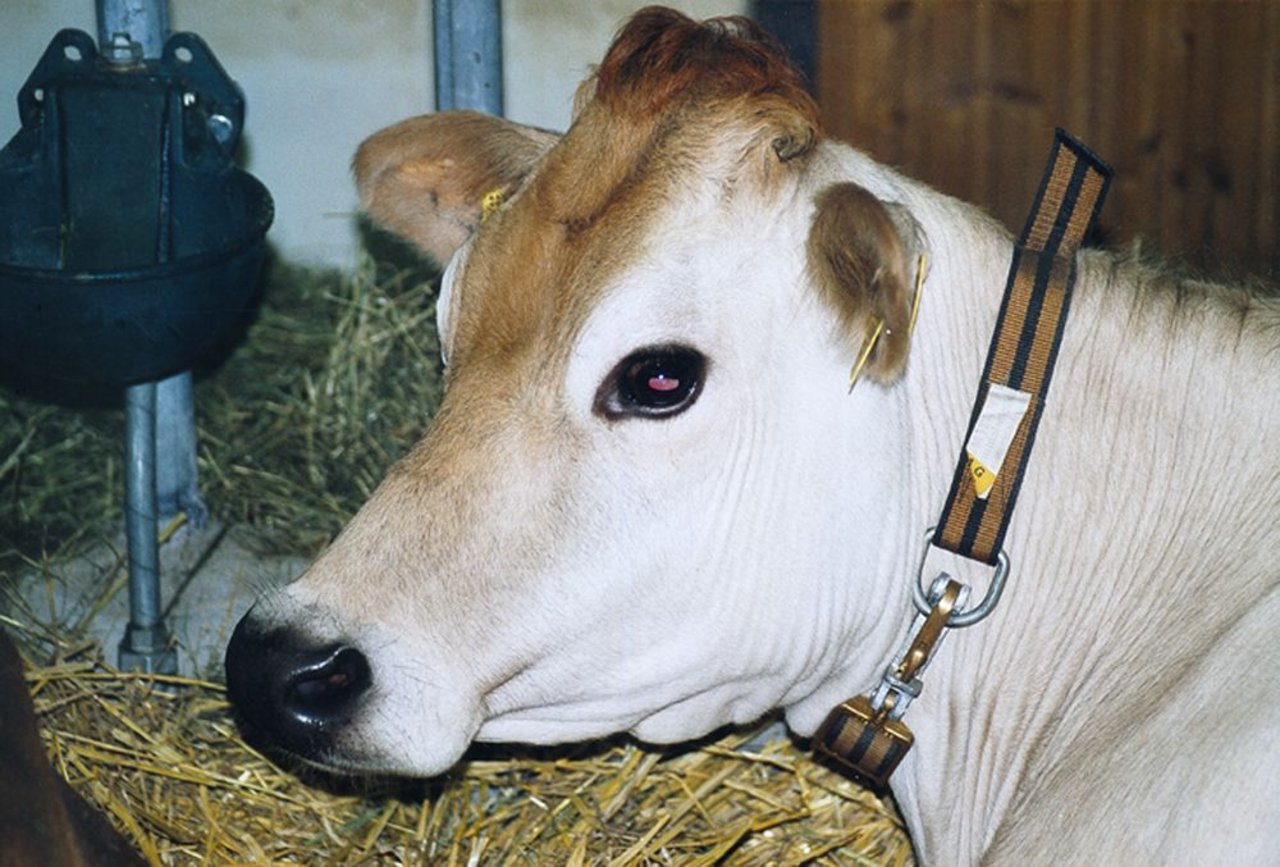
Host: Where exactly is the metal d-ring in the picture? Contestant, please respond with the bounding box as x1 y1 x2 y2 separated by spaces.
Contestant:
913 527 1011 628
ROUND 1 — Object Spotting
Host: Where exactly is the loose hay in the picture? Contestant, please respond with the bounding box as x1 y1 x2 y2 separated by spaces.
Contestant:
2 256 914 864
28 661 911 865
1 253 445 566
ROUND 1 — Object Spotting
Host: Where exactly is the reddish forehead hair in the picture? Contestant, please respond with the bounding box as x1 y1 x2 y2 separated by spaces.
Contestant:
591 6 820 133
451 7 820 376
534 6 820 233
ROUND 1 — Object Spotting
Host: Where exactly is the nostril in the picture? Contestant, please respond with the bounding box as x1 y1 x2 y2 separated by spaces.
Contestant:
224 615 374 761
283 645 372 722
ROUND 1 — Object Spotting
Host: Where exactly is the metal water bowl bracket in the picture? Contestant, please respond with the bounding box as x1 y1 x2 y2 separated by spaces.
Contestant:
0 28 272 673
0 28 272 384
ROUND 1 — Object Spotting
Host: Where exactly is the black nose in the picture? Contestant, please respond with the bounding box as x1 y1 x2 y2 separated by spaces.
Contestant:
224 611 372 762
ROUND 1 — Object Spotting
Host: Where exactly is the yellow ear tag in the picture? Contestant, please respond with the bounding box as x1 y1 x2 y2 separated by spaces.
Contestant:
908 252 926 339
480 187 508 222
848 317 885 393
848 253 927 392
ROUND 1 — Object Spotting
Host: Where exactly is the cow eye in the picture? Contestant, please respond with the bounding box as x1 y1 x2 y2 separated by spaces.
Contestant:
596 345 706 420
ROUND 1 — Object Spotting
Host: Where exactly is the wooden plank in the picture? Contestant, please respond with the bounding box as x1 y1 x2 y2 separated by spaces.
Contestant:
1259 2 1280 275
816 1 900 158
986 0 1040 231
814 0 1277 273
929 2 984 206
1210 4 1264 267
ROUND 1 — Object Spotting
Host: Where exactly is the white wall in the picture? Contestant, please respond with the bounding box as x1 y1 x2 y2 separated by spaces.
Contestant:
0 1 745 267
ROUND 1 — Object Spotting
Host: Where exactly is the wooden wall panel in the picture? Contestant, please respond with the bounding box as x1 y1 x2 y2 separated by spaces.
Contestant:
816 0 1279 276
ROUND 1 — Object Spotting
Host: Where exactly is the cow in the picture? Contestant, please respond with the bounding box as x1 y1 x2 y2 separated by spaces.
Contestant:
0 631 144 867
225 7 1280 864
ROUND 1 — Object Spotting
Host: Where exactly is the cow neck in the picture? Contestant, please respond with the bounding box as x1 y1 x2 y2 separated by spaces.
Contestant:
814 130 1113 791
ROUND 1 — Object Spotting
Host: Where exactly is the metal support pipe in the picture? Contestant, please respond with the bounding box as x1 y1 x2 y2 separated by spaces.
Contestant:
98 0 180 674
156 371 207 527
102 0 209 527
119 383 176 673
433 0 503 115
124 385 157 628
96 0 170 61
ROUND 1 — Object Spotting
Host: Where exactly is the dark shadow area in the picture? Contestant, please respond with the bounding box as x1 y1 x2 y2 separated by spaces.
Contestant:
234 713 790 807
752 0 817 89
357 215 443 293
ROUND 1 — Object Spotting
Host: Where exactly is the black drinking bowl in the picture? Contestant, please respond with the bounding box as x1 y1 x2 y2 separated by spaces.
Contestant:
0 28 273 386
0 170 272 385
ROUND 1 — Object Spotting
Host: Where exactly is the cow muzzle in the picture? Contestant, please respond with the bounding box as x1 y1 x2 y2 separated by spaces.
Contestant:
224 611 373 767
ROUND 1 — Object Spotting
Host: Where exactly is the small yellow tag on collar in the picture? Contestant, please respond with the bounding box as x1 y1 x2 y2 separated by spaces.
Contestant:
480 187 508 222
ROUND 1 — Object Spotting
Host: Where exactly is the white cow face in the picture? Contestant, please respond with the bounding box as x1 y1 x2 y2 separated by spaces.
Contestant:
225 12 923 778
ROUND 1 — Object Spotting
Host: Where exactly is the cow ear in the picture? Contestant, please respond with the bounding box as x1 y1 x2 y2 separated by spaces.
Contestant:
807 182 926 384
353 110 560 265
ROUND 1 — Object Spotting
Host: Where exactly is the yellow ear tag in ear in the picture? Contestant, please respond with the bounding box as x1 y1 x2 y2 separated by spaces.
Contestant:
848 317 885 392
480 187 508 222
848 253 927 392
908 252 926 339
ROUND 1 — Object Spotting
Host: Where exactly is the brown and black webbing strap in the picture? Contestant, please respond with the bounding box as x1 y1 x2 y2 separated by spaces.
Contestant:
934 129 1112 565
815 130 1111 790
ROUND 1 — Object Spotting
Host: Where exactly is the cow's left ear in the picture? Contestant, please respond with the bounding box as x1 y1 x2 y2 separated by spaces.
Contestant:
807 182 926 384
353 110 560 266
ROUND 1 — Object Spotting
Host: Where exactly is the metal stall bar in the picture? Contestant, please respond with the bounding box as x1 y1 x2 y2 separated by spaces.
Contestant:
98 0 181 674
433 0 503 115
97 0 169 59
119 384 173 672
98 0 204 530
155 372 206 526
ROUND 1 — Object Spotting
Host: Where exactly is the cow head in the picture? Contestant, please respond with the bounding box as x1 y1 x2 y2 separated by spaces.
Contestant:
225 7 927 777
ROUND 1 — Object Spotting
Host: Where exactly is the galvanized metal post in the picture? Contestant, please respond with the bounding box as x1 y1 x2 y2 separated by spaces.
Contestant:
97 0 201 528
155 371 207 526
98 0 181 674
96 0 170 61
433 0 503 115
119 383 175 673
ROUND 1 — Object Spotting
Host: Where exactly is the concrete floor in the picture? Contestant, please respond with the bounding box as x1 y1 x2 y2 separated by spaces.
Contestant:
9 520 306 678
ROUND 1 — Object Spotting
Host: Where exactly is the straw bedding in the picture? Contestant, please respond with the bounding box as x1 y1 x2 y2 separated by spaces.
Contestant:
0 253 914 864
26 664 910 865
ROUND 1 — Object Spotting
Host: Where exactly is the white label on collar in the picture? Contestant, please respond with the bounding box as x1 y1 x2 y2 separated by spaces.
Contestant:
965 383 1032 499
